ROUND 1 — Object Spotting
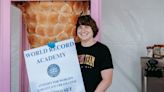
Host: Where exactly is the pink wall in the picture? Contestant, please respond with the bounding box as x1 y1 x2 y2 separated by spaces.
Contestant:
0 0 101 92
91 0 101 40
0 0 11 92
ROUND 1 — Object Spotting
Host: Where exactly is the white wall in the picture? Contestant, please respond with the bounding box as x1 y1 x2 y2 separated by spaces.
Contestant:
11 5 21 92
101 0 164 92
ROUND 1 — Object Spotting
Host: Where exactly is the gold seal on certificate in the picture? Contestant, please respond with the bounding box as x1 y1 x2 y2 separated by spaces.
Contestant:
24 38 85 92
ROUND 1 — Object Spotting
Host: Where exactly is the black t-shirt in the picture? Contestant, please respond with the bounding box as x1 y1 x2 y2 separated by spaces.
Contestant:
76 42 113 92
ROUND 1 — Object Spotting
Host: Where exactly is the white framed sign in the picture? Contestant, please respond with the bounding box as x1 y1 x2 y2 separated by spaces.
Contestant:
24 38 85 92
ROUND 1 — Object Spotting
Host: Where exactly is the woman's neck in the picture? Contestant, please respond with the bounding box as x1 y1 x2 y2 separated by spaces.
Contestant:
81 38 96 47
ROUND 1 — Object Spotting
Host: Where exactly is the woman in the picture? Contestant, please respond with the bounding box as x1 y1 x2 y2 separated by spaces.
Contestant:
75 15 114 92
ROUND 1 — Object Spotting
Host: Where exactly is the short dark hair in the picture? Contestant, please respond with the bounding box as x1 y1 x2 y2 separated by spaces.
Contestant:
76 15 99 38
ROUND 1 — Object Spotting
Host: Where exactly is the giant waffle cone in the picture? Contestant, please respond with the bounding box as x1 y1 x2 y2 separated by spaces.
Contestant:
14 1 90 48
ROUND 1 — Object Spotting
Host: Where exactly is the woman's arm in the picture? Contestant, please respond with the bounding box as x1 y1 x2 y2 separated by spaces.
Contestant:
94 69 113 92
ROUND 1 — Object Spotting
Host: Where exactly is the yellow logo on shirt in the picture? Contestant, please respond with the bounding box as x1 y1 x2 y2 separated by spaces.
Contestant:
78 54 95 68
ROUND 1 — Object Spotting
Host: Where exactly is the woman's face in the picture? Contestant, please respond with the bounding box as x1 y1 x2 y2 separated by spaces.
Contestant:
77 25 94 41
